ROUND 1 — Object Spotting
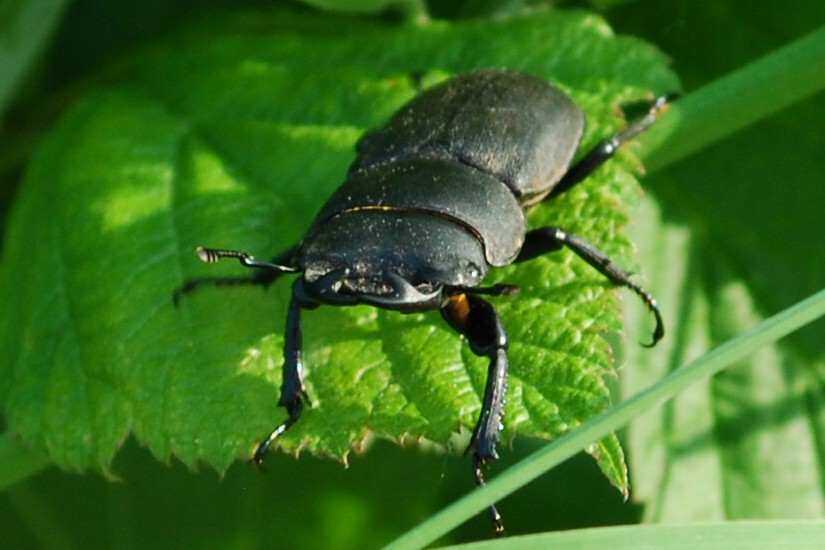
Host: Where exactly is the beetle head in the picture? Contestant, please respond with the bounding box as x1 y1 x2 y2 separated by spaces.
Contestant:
297 210 489 311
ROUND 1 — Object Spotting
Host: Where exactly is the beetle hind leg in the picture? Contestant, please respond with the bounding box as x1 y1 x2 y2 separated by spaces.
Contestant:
441 293 509 536
517 226 664 346
548 95 670 200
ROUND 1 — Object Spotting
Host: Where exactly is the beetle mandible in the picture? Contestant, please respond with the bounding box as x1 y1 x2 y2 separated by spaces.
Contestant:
175 68 667 534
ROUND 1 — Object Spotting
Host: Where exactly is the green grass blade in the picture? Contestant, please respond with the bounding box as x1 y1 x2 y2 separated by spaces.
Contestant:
638 24 825 171
437 520 825 550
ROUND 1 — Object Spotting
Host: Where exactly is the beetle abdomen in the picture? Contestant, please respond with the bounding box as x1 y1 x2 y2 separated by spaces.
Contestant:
352 69 585 204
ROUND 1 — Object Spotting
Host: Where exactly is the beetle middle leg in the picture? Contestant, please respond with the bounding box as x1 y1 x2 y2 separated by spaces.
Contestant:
517 226 664 346
441 292 509 536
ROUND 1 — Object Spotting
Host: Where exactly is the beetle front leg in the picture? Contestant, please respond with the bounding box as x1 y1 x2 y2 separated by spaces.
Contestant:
252 279 315 464
517 226 664 346
442 293 508 536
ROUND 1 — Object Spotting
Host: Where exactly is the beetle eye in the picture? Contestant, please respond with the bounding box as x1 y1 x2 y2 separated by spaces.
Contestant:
467 262 482 280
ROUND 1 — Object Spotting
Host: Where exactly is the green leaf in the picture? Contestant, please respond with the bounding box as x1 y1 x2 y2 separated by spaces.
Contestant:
0 7 677 488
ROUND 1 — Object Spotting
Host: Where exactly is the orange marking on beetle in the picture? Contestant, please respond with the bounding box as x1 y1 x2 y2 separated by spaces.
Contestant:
446 293 471 328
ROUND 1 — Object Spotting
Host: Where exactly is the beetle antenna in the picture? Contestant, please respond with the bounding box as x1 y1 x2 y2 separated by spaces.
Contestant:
196 247 299 273
173 247 298 305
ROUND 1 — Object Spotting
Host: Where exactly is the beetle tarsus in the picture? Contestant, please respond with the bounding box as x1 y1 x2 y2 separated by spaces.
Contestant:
613 94 669 145
472 455 506 537
252 405 302 466
252 389 308 465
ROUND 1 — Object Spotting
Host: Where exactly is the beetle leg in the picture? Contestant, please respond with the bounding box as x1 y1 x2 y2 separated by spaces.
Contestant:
173 245 299 305
548 96 669 200
518 226 664 346
466 284 520 297
441 293 508 536
252 279 316 464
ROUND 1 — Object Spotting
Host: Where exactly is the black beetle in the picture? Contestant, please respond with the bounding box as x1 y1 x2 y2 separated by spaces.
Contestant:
176 68 667 534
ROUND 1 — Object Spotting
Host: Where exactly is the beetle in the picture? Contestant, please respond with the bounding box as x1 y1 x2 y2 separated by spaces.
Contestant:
175 68 667 534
